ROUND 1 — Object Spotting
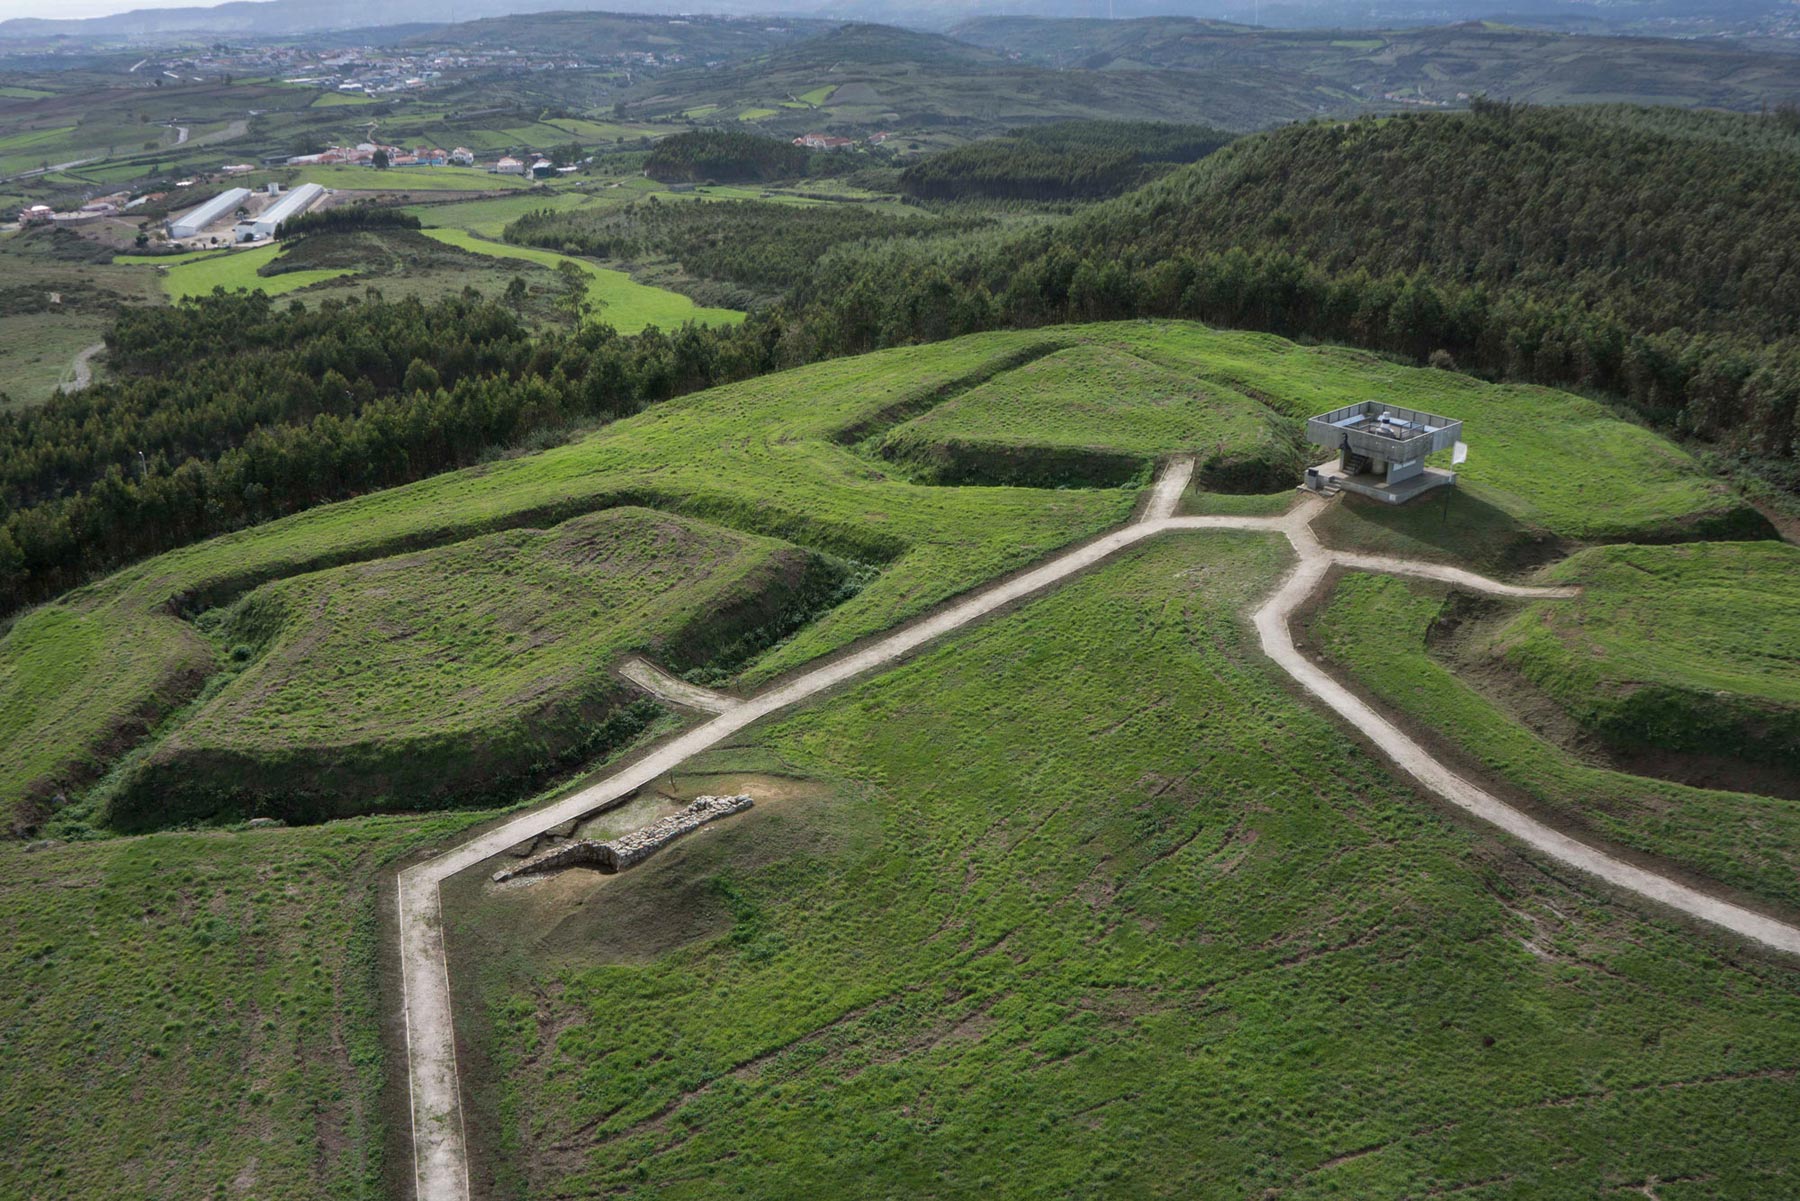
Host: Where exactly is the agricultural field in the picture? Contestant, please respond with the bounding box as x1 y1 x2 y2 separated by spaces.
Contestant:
1304 570 1800 913
122 244 356 301
418 227 744 332
113 509 846 827
0 810 493 1200
404 190 607 238
447 533 1800 1198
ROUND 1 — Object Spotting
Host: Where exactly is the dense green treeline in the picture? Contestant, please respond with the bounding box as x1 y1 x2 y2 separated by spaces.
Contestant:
899 119 1234 201
642 129 811 183
0 291 793 616
504 199 953 297
783 104 1800 467
274 204 423 239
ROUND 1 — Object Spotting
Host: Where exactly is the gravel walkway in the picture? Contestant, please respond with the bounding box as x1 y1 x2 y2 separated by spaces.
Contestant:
395 463 1800 1200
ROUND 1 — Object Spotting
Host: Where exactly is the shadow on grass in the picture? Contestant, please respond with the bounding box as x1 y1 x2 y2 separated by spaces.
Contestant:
1315 488 1565 573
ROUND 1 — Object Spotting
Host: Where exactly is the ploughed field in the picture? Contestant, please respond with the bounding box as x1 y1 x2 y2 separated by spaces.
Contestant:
2 319 1792 1200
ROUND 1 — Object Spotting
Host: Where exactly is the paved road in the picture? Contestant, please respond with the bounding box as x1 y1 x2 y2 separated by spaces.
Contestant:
59 342 104 394
394 464 1800 1200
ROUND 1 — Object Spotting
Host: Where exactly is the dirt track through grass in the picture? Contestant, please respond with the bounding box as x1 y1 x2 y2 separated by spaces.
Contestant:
395 460 1800 1200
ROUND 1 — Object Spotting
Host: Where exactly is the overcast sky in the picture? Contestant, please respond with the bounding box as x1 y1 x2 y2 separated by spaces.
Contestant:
8 0 212 17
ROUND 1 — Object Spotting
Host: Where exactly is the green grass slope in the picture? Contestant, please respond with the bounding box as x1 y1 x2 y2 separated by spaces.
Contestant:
1307 571 1800 913
107 508 848 828
1481 541 1800 764
0 812 486 1199
448 533 1800 1198
418 228 744 333
872 342 1301 489
118 245 356 301
0 322 1749 835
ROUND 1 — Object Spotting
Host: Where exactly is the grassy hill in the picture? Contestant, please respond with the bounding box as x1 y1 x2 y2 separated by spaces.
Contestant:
952 16 1800 112
108 508 847 828
794 102 1800 468
3 316 1797 1199
1306 568 1800 912
0 813 491 1200
1477 541 1800 771
0 321 1752 837
447 531 1800 1198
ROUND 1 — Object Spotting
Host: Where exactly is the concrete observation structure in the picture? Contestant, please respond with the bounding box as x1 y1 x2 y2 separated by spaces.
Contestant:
168 186 252 239
1305 401 1463 504
236 182 325 241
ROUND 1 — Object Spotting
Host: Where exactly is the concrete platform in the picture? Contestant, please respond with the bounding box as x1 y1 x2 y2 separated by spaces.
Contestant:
1313 464 1456 505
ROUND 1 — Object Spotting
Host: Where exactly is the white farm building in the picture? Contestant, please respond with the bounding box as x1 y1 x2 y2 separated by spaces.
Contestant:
236 182 326 241
168 187 252 239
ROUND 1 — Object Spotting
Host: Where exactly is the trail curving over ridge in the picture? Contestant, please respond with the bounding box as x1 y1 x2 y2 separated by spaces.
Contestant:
394 459 1800 1200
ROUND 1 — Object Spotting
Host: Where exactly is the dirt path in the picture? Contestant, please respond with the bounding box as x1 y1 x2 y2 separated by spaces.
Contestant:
59 342 103 394
394 462 1800 1200
619 657 738 714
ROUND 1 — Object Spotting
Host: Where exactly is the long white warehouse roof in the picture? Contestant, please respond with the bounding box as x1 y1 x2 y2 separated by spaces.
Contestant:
257 182 326 230
170 186 251 235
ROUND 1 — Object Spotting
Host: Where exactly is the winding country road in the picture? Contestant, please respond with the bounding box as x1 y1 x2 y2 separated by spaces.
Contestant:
394 459 1800 1200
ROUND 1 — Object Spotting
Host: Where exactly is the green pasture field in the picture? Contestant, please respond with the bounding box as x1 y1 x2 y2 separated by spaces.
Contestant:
419 227 744 332
873 342 1286 487
0 85 56 99
0 322 1751 834
128 245 355 301
0 312 107 407
1307 570 1800 913
448 533 1800 1198
738 107 779 120
0 230 159 409
312 90 376 106
277 166 533 193
1477 541 1800 763
796 84 836 104
0 124 76 152
404 189 605 237
116 509 839 825
0 810 491 1199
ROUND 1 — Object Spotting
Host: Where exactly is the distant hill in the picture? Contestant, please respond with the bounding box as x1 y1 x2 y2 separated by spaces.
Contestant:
398 11 835 59
3 0 1789 42
951 16 1800 112
0 0 809 42
793 103 1800 461
619 22 1337 133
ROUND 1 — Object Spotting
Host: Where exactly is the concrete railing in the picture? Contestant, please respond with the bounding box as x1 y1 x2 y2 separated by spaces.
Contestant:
1305 403 1461 462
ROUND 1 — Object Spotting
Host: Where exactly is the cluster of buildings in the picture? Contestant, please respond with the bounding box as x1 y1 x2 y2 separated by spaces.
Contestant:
281 142 571 178
164 181 326 244
284 142 476 168
792 131 898 151
127 40 688 97
17 189 143 227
